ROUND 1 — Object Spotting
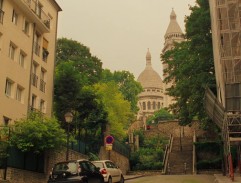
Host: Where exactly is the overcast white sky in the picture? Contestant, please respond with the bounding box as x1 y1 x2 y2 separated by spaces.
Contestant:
56 0 196 79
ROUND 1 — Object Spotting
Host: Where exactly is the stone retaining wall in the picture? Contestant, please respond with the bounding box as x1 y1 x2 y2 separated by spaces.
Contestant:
99 146 130 175
157 120 205 137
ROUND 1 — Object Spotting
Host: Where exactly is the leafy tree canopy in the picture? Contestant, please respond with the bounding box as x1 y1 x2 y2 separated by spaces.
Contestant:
101 69 143 113
56 38 103 85
161 0 216 126
146 108 176 125
93 82 134 140
9 112 66 154
54 61 83 122
75 86 108 130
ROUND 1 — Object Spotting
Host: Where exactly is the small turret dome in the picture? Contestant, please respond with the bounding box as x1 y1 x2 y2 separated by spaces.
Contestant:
165 9 183 38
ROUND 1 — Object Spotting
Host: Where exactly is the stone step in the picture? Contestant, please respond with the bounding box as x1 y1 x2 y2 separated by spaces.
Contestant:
168 137 193 175
171 146 193 151
168 164 193 174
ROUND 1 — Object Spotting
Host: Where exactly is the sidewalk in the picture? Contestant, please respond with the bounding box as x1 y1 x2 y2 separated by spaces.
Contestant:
214 174 241 183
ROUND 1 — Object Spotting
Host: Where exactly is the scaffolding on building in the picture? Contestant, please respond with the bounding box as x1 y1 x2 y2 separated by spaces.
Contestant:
206 0 241 179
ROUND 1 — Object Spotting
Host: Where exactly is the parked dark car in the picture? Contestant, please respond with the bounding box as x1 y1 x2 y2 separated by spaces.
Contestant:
48 159 104 183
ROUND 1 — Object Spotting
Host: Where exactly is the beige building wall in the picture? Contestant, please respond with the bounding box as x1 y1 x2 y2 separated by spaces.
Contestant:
0 0 61 125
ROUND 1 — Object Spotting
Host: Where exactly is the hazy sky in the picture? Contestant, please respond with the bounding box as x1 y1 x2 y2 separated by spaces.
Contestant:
56 0 196 79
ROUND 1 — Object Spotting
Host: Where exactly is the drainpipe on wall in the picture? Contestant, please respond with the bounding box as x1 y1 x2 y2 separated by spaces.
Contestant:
27 23 36 113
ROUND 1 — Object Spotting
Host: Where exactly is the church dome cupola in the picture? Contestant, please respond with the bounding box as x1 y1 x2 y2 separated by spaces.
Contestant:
137 49 163 88
170 8 177 20
146 48 151 66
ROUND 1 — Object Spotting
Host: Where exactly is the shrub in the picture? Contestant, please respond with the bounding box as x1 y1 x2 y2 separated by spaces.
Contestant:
196 158 222 170
9 112 67 154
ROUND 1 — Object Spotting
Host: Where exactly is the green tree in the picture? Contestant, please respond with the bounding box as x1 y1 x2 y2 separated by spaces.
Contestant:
93 82 134 140
161 0 216 126
54 38 104 124
54 61 83 122
74 86 108 153
56 38 103 85
146 108 175 125
101 69 143 113
9 112 66 154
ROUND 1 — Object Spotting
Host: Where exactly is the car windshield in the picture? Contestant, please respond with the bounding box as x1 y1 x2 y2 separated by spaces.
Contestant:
53 162 77 173
93 162 104 168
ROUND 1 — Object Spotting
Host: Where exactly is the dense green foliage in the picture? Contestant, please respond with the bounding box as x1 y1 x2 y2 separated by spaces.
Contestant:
161 0 216 126
9 112 66 154
195 140 222 170
130 133 167 170
93 82 134 140
54 61 83 121
101 69 143 113
56 38 102 85
146 109 176 125
54 38 107 153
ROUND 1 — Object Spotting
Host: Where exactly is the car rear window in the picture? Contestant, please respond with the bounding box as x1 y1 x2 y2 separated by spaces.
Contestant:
93 162 104 168
53 162 77 173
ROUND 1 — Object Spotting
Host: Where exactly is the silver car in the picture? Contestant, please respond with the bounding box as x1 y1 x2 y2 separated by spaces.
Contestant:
92 160 124 183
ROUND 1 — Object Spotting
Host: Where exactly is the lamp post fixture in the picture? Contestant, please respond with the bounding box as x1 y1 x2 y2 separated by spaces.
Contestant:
65 112 73 161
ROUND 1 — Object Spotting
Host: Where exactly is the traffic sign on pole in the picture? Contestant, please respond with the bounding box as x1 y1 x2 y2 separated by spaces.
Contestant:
106 144 113 151
105 135 114 144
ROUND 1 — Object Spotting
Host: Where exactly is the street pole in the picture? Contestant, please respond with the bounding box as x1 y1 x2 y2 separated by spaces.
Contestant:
66 123 70 161
180 127 182 151
64 112 73 161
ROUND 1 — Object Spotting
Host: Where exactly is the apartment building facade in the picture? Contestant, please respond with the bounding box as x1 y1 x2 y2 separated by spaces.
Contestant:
0 0 61 125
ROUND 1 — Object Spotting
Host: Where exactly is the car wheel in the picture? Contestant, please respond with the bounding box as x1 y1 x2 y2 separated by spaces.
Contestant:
108 177 112 183
118 175 124 183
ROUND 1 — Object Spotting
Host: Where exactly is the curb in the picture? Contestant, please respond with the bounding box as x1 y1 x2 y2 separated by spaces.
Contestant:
124 175 145 180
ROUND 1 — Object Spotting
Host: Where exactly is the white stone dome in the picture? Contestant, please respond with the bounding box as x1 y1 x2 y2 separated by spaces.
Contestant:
137 67 163 88
137 49 163 88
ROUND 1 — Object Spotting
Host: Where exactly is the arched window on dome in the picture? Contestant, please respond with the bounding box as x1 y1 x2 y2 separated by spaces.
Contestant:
158 102 161 109
153 101 156 110
147 101 151 110
143 102 146 110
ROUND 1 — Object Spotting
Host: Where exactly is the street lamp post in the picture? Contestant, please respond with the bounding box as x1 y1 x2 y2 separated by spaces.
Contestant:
65 112 73 161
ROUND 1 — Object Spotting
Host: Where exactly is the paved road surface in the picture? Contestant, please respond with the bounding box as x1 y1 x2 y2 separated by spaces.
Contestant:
125 174 216 183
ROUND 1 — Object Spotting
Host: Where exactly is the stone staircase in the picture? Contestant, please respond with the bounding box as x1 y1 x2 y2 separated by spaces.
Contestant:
168 137 193 174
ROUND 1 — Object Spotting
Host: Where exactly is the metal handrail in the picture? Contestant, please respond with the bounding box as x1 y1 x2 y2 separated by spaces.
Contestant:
193 130 197 174
162 134 173 174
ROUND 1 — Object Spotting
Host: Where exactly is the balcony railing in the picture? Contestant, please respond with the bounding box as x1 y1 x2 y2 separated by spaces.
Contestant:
42 48 49 62
31 73 38 87
40 79 46 93
0 9 4 24
217 0 225 6
23 0 50 29
33 42 40 56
